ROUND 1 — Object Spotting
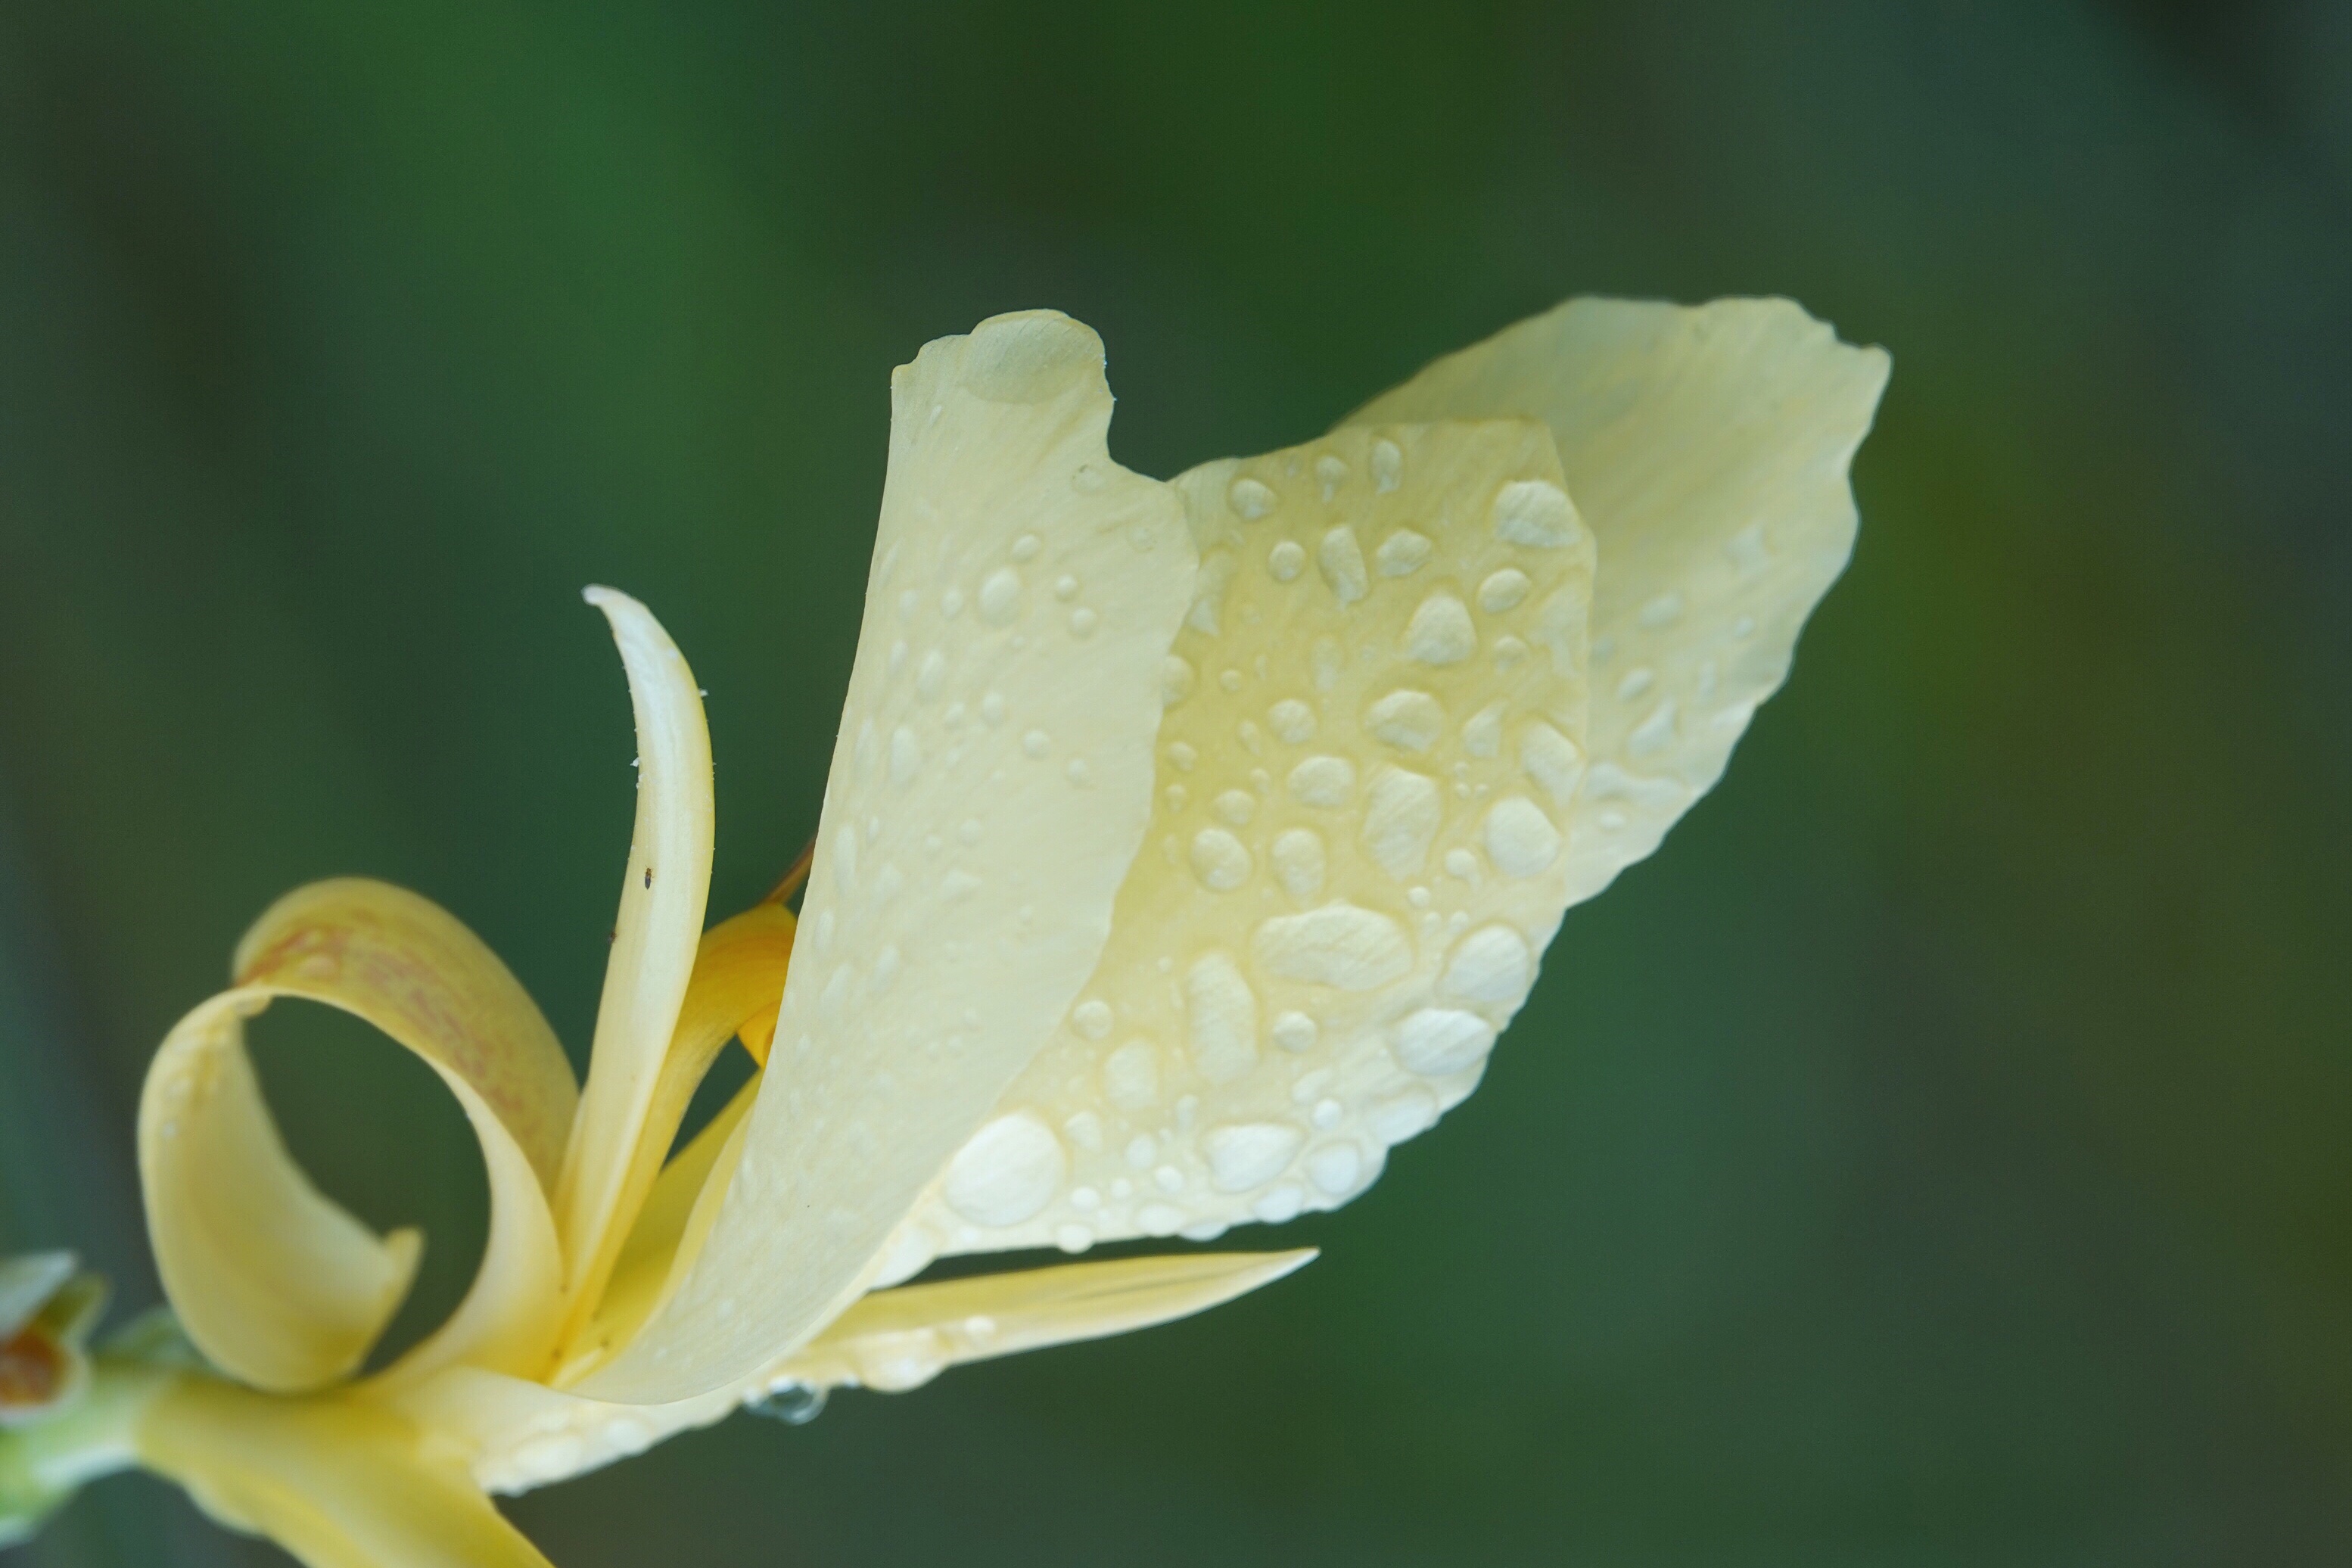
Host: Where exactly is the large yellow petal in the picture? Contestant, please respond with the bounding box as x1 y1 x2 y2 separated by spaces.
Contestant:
138 1377 555 1568
140 879 574 1392
1346 295 1890 903
887 418 1594 1262
552 590 717 1305
581 312 1196 1403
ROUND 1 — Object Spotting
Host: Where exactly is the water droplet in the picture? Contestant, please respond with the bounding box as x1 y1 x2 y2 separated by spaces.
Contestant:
1366 689 1445 752
1189 829 1253 891
1168 742 1199 772
1055 1224 1094 1252
1185 951 1260 1083
1254 1183 1308 1223
1519 720 1583 806
1069 607 1100 638
1725 521 1770 574
1638 591 1685 628
1364 767 1442 876
1053 574 1080 601
1305 453 1346 500
978 567 1023 626
1230 477 1278 519
1214 789 1257 826
1160 656 1196 706
1318 526 1369 605
1376 529 1433 577
1478 568 1531 613
898 588 920 621
1393 1008 1498 1075
1462 700 1505 758
1628 698 1678 758
748 1382 828 1426
1066 758 1093 786
1073 999 1114 1039
1483 796 1561 878
1441 924 1531 1003
941 586 966 618
1206 1122 1305 1193
1286 754 1356 807
1271 1010 1319 1052
1615 668 1655 703
1154 1163 1187 1193
1064 1112 1103 1151
1371 438 1403 493
1268 698 1317 745
1308 1141 1364 1195
890 726 924 786
1731 614 1759 639
1022 728 1052 758
1268 540 1305 582
1138 1203 1186 1237
1271 827 1327 898
1492 480 1582 547
944 1113 1066 1227
1104 1038 1162 1109
1367 1088 1439 1143
1402 593 1476 665
1073 462 1108 493
1252 903 1412 990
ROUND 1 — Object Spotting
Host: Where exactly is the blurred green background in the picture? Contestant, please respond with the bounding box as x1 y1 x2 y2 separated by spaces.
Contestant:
4 1 2350 1563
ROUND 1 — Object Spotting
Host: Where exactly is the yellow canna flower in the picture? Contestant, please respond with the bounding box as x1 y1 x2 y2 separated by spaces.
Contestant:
0 297 1885 1567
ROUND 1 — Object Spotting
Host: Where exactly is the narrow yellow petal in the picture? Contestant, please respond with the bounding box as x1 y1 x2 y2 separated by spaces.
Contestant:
891 417 1593 1262
779 1249 1315 1392
383 1248 1312 1497
138 1377 555 1568
552 1070 760 1381
584 312 1195 1404
142 879 573 1392
553 589 717 1298
548 904 792 1368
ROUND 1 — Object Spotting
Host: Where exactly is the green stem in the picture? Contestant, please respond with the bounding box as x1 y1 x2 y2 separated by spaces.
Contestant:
1 1357 179 1544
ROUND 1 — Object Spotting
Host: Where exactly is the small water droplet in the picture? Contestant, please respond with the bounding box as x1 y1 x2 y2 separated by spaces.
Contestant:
1371 438 1403 493
1268 540 1305 581
978 567 1022 626
748 1382 829 1426
1229 477 1278 519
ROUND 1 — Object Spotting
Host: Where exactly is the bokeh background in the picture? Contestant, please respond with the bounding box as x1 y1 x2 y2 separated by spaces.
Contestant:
4 2 2350 1563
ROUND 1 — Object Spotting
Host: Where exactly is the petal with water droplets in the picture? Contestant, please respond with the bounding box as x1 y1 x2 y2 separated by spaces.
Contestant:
582 312 1194 1403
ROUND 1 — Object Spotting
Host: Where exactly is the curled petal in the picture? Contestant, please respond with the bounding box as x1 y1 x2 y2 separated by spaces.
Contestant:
584 312 1195 1403
141 880 574 1392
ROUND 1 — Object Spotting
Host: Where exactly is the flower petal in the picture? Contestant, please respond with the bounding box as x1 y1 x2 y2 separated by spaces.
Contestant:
387 1247 1311 1495
580 312 1194 1403
141 879 574 1392
886 418 1594 1261
553 590 717 1301
777 1248 1315 1393
548 903 792 1369
137 1377 557 1568
1345 295 1890 901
